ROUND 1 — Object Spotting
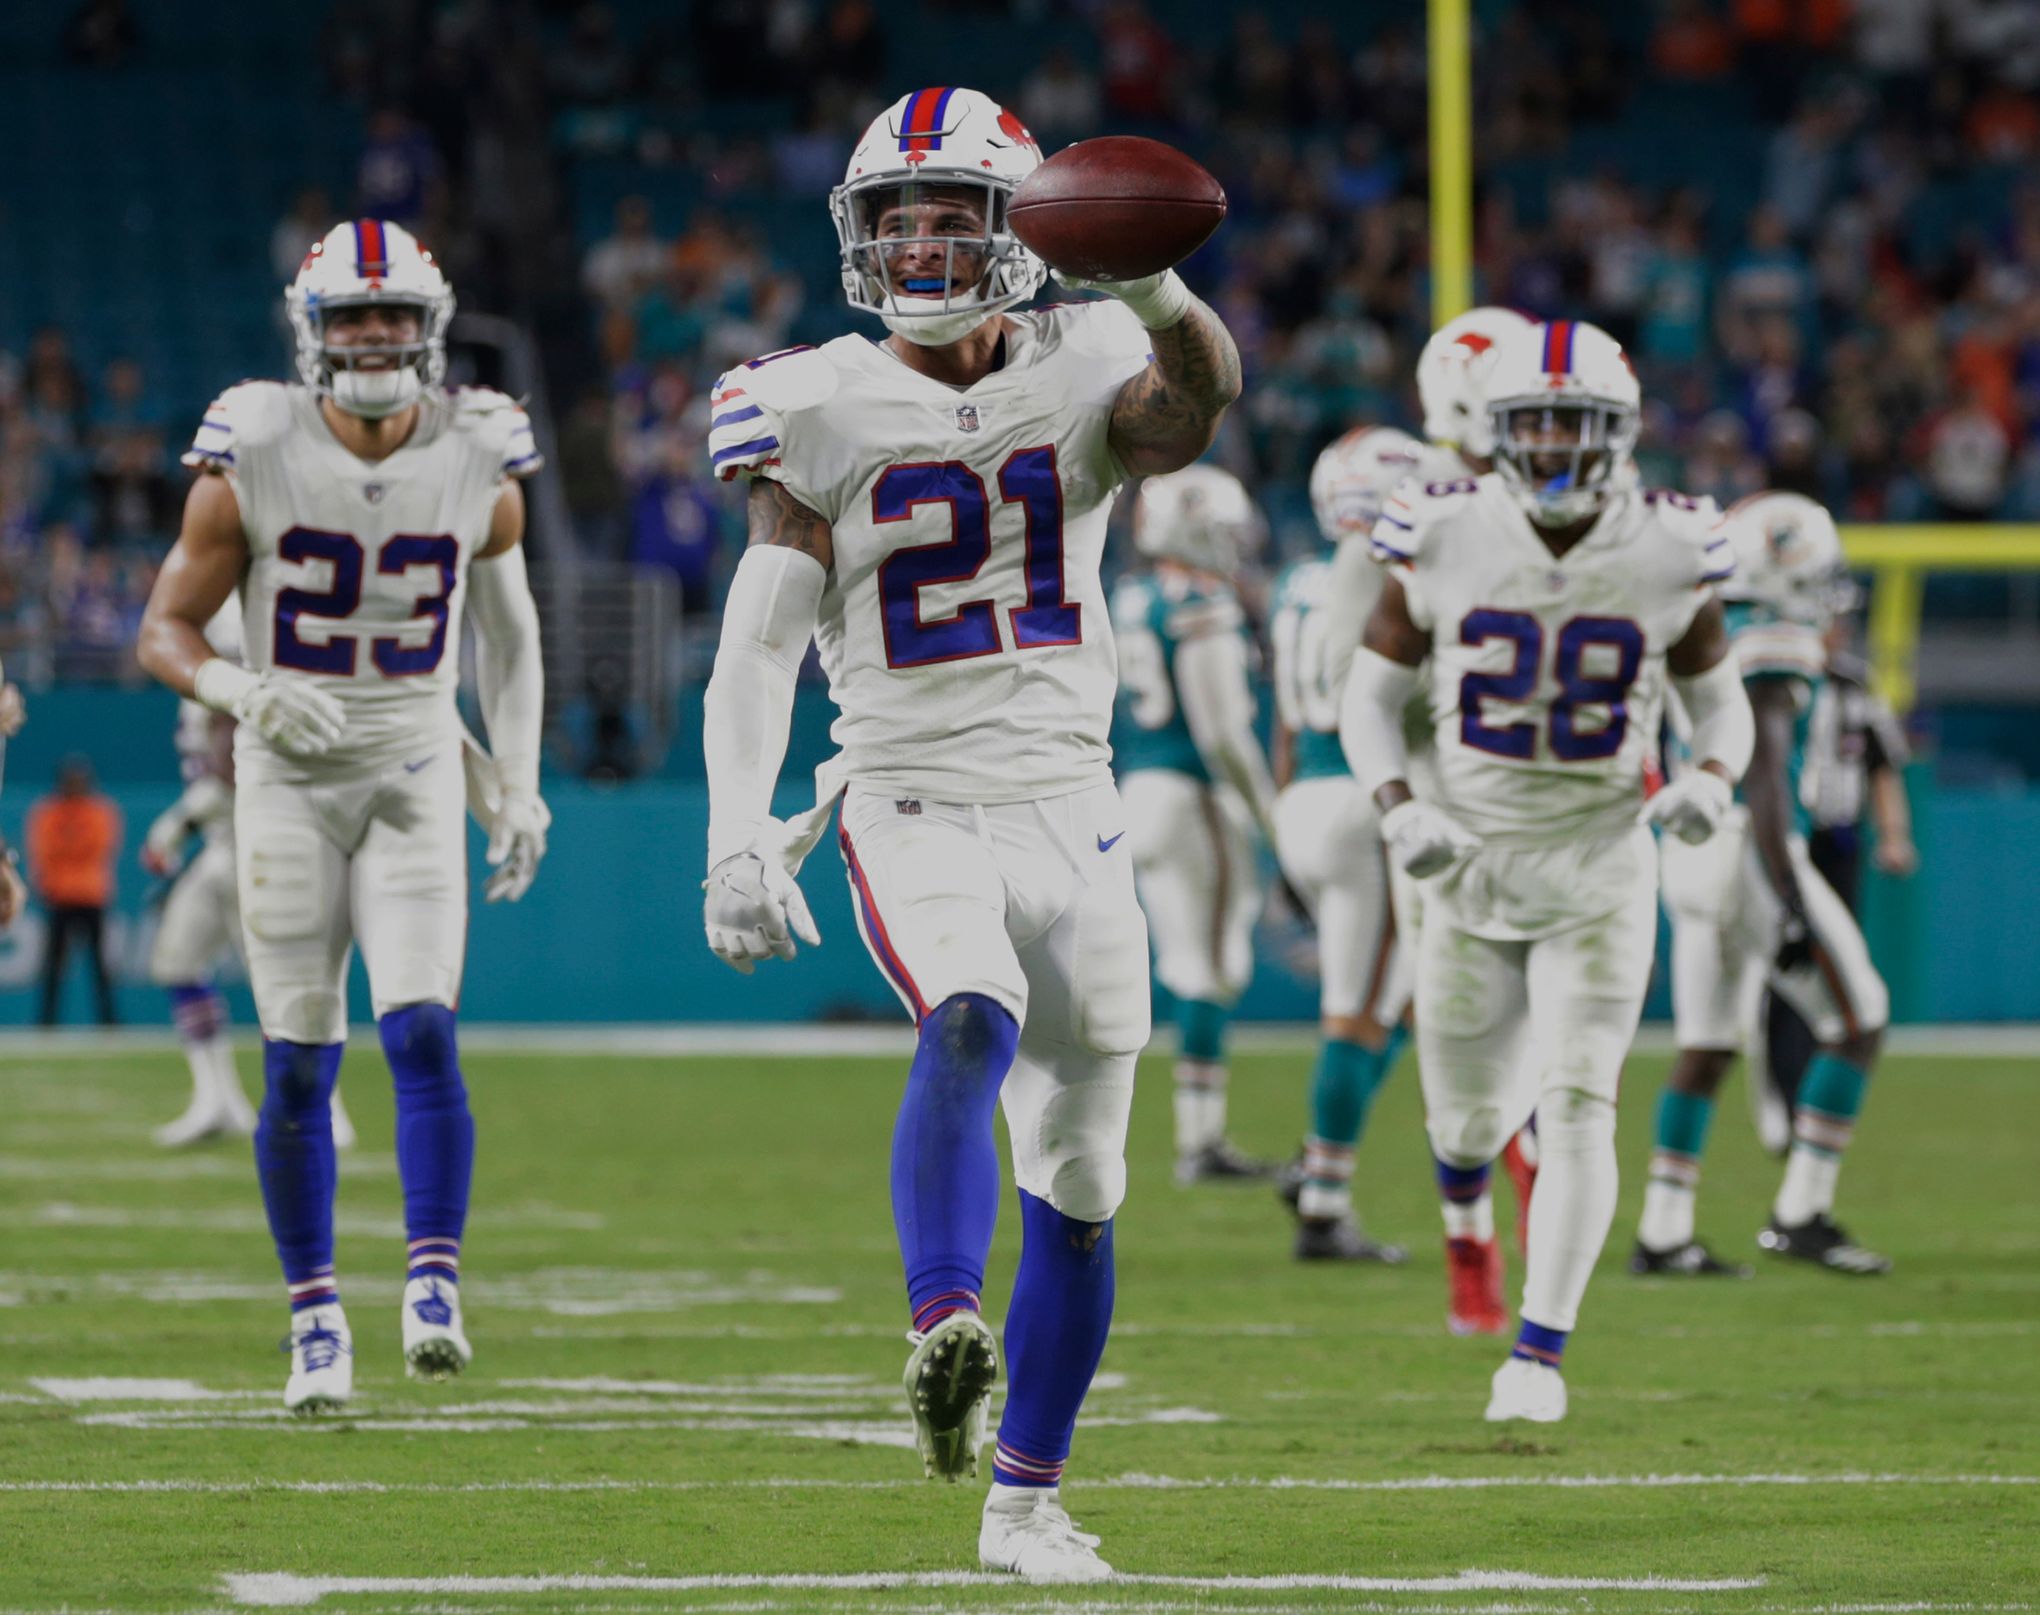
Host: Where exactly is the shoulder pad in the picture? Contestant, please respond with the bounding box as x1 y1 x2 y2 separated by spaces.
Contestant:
1052 299 1155 364
1370 474 1474 567
182 380 292 471
1164 583 1243 641
1643 487 1735 579
447 387 542 478
706 346 838 483
1729 607 1824 683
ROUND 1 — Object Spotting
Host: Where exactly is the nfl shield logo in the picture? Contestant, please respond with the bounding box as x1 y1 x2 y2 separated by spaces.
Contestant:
363 482 388 505
954 405 979 433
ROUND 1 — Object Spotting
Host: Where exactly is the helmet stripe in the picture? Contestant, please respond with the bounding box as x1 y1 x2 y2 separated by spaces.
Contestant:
898 86 955 153
1542 319 1575 376
356 217 388 276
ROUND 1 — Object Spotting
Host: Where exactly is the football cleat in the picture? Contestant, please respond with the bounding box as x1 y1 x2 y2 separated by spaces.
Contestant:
1295 1215 1408 1265
1174 1139 1276 1186
283 1304 354 1414
1758 1214 1891 1276
1446 1235 1509 1336
979 1486 1113 1583
1273 1151 1307 1211
401 1274 473 1381
329 1092 358 1151
902 1310 998 1481
153 1099 254 1149
1629 1238 1752 1278
1485 1355 1567 1423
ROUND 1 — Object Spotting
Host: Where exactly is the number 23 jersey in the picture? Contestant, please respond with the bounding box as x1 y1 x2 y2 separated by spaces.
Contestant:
185 381 540 774
709 302 1155 804
1371 475 1733 846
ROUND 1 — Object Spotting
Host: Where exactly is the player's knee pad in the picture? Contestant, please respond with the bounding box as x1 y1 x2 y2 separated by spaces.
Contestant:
379 1002 464 1104
1072 884 1151 1057
1533 1083 1617 1157
1002 1044 1136 1223
257 989 346 1048
1426 1100 1512 1168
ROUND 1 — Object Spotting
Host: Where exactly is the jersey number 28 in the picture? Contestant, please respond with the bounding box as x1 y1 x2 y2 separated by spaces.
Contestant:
874 446 1079 669
273 526 459 677
1459 609 1644 762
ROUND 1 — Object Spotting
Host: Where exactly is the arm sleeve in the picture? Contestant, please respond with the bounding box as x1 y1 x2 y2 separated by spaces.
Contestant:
703 544 826 868
1310 536 1382 702
1672 653 1756 784
465 544 546 799
1174 630 1278 838
1339 647 1420 799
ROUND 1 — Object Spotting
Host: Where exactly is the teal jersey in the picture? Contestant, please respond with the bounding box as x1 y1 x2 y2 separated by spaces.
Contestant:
1269 556 1350 783
1110 571 1247 781
1726 600 1824 836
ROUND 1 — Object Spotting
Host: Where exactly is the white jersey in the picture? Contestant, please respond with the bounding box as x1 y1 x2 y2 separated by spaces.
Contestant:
707 303 1155 803
1373 475 1728 846
184 381 541 775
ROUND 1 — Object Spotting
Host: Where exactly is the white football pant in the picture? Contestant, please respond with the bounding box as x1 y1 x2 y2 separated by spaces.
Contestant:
1120 768 1260 1006
1274 777 1410 1023
149 838 240 984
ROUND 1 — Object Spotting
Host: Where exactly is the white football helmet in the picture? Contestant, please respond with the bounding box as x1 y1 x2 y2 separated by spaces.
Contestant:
1308 425 1423 543
286 219 454 419
1416 306 1534 456
1134 464 1263 575
830 88 1049 348
1485 319 1641 527
1723 491 1854 627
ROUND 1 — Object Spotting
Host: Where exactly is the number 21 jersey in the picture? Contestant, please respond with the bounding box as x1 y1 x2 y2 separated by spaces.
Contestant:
185 381 540 774
1371 475 1733 846
708 302 1155 804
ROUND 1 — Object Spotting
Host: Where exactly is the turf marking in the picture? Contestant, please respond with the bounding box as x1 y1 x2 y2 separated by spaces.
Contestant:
9 1472 2030 1495
222 1570 1767 1607
12 1201 605 1235
0 1268 841 1312
29 1376 261 1403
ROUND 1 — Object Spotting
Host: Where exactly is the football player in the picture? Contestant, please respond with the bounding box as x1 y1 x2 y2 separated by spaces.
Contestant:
699 88 1240 1581
1342 319 1755 1422
1637 492 1891 1277
1267 426 1422 1262
1305 307 1544 1332
1111 465 1279 1186
145 603 356 1152
137 219 550 1412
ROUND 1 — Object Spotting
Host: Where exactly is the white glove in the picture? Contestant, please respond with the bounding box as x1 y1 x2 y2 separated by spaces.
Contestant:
1647 770 1734 845
194 660 344 758
704 849 820 975
1380 797 1483 880
1050 267 1194 330
484 789 550 904
141 808 189 879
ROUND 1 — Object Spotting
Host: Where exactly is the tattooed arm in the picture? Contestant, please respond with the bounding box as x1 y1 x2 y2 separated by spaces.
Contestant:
1106 287 1245 477
747 477 834 570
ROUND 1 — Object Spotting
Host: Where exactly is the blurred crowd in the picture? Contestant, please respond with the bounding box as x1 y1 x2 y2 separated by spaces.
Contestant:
9 0 2040 684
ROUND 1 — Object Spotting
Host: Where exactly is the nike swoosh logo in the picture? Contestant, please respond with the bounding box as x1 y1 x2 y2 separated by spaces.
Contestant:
1096 831 1126 853
402 756 435 774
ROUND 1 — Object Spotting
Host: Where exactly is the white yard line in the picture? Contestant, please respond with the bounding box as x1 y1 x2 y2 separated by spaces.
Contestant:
9 1472 2031 1495
221 1570 1768 1608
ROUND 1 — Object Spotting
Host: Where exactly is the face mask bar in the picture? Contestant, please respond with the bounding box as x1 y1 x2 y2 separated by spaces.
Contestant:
1491 398 1638 519
831 174 1042 327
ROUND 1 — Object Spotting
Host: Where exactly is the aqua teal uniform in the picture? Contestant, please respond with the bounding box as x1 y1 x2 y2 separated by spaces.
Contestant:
1269 556 1349 784
1724 600 1822 834
1109 571 1247 781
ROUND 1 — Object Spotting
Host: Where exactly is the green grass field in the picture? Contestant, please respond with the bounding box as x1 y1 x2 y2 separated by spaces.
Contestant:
1 1038 2034 1613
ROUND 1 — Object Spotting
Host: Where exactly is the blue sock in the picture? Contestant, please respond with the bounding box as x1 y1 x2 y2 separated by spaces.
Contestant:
1177 998 1228 1062
1513 1318 1567 1368
892 993 1018 1333
167 983 226 1046
255 1039 344 1309
381 1004 473 1283
994 1189 1115 1490
1436 1156 1491 1206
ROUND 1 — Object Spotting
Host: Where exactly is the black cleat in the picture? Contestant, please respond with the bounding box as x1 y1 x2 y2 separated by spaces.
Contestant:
1274 1152 1306 1211
1295 1216 1409 1264
1629 1238 1752 1278
1757 1214 1891 1275
1175 1139 1277 1185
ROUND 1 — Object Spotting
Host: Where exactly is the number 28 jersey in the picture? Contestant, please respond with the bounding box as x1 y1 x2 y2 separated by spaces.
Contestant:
708 302 1155 804
1371 475 1733 846
184 382 541 774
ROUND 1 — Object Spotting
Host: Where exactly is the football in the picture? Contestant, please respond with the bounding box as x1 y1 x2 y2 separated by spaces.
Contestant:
1009 135 1228 282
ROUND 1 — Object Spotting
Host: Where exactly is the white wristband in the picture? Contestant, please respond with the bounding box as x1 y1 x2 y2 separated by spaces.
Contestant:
192 658 258 715
1117 270 1194 331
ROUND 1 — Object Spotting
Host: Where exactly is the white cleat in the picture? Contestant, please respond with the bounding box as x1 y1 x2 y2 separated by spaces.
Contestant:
283 1304 354 1415
401 1274 472 1381
902 1311 998 1481
329 1092 358 1150
1484 1355 1568 1423
979 1485 1114 1583
153 1100 251 1149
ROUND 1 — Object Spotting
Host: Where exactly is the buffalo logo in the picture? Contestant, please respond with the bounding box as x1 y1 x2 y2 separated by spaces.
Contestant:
997 108 1039 151
955 404 980 433
1455 331 1495 355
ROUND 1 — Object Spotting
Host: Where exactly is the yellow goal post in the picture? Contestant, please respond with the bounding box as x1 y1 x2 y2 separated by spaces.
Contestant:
1843 525 2040 715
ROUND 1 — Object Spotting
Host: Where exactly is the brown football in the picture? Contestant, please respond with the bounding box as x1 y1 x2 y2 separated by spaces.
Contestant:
1009 136 1227 281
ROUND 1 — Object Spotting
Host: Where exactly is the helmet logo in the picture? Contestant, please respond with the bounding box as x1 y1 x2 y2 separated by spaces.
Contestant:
904 149 929 166
1455 331 1494 354
996 108 1038 150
